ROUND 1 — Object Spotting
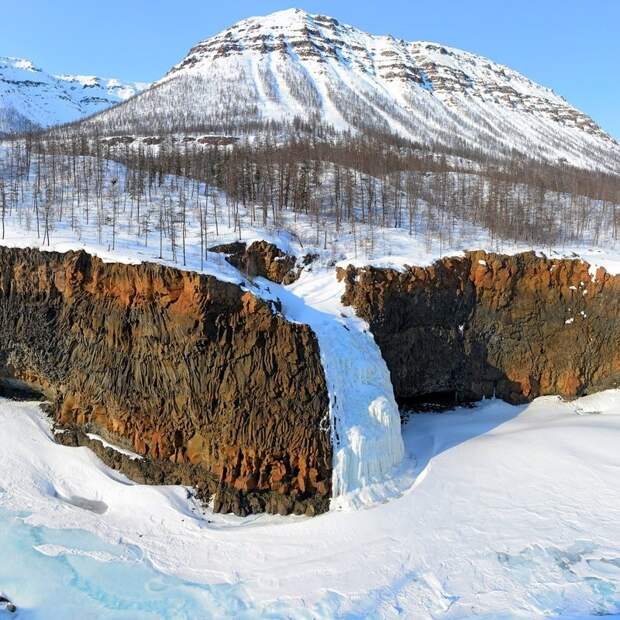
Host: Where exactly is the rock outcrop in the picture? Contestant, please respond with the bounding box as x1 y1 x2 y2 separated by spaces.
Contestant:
211 240 305 284
339 251 620 405
0 594 16 614
0 247 330 515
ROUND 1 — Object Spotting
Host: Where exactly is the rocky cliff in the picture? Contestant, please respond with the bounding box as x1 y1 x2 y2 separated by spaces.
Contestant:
0 246 330 515
338 251 620 405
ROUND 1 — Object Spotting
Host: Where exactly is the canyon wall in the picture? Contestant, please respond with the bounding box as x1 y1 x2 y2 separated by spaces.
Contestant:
0 247 330 515
4 245 619 515
339 251 620 405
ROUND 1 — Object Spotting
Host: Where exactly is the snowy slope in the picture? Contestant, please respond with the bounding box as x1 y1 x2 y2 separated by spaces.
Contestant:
1 393 619 618
84 8 620 171
0 57 148 133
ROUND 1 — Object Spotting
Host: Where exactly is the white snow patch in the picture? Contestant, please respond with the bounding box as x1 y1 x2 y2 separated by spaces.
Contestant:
86 433 143 460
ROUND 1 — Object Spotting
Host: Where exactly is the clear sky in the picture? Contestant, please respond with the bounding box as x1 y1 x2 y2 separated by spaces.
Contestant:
2 0 618 138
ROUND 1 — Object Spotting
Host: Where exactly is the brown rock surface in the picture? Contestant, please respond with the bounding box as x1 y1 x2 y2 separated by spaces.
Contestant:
0 247 330 515
211 240 300 284
338 251 620 405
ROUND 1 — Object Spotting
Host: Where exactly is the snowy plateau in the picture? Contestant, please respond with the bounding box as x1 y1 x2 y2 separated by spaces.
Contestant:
0 7 619 620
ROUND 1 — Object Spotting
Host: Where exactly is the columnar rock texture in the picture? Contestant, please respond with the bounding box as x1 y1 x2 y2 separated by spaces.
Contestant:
338 251 620 405
0 246 330 515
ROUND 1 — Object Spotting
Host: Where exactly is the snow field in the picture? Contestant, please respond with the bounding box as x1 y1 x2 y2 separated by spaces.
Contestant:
1 392 619 617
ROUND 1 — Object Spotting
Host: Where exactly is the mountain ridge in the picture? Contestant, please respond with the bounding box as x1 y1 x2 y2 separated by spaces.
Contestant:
69 8 619 172
0 56 148 133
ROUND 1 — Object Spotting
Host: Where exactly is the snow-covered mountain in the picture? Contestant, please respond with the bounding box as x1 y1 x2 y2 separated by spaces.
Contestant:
0 56 148 134
81 8 619 171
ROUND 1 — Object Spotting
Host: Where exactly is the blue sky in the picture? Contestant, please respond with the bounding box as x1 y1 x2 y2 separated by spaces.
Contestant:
2 0 618 138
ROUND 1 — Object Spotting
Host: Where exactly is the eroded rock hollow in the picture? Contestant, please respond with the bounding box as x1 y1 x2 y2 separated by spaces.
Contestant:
338 251 620 406
0 247 330 516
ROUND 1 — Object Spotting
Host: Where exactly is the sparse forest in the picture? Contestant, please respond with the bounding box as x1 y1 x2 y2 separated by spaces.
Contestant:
0 123 618 268
36 53 620 178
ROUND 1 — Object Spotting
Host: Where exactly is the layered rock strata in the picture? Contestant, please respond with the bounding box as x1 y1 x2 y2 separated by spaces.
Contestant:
0 247 330 515
338 251 620 405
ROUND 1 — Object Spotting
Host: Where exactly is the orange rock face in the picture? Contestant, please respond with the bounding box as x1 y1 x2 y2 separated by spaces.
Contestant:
339 251 620 405
0 247 331 515
211 240 301 284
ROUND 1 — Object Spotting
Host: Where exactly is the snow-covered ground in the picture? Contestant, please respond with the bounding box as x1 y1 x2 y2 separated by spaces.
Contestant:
0 149 619 616
1 393 619 618
1 148 618 276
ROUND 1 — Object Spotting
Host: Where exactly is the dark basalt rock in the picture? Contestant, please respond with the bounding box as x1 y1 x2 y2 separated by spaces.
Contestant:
0 247 331 515
0 595 16 614
338 251 620 406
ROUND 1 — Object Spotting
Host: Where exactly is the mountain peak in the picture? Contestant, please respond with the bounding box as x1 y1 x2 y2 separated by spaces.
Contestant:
236 8 321 27
71 9 620 170
0 57 41 72
256 7 311 20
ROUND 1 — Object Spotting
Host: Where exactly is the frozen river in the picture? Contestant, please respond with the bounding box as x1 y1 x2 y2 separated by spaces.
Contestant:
0 508 255 619
1 395 619 618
